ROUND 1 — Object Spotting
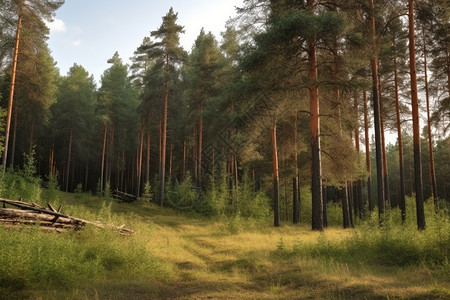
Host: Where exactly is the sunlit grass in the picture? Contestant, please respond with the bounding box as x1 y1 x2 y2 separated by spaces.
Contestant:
0 183 449 299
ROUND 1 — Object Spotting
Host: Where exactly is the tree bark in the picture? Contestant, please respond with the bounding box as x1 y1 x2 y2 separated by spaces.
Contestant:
292 111 300 224
100 123 107 197
197 102 203 189
3 13 21 173
368 0 385 222
308 0 323 231
29 119 35 155
146 130 150 184
394 54 406 222
10 111 18 169
363 91 373 211
65 129 73 192
380 115 390 207
137 126 144 197
423 29 438 211
354 97 364 219
408 0 425 230
159 54 170 206
272 120 280 227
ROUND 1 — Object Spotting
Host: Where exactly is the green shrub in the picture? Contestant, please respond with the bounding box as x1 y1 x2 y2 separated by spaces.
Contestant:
0 224 167 294
140 181 152 202
166 173 198 210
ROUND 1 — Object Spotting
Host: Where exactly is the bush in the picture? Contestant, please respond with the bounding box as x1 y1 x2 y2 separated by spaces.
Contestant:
166 173 199 210
0 225 167 294
0 151 42 203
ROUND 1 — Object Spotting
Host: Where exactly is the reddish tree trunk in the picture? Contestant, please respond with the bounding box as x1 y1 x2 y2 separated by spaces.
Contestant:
423 29 438 210
394 55 406 222
368 0 385 221
3 13 21 172
160 54 169 207
408 0 425 230
272 120 280 227
308 0 323 231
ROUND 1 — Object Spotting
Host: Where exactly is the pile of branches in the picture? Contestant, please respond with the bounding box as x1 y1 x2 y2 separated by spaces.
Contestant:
0 198 133 235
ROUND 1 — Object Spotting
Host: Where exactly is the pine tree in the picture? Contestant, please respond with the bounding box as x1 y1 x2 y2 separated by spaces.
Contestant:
408 0 425 230
184 29 225 189
146 8 186 206
50 64 97 192
1 0 64 172
98 52 139 194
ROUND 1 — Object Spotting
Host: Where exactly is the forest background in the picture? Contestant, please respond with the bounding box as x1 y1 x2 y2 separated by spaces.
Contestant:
0 0 449 230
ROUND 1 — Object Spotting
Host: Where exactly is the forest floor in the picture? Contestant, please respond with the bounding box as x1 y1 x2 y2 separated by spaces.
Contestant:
1 192 449 299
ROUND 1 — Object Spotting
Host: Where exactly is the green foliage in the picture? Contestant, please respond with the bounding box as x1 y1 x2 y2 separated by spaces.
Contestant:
104 181 112 199
206 169 231 217
74 183 83 194
276 197 450 276
0 226 166 298
166 173 198 210
140 181 152 202
0 151 41 203
45 171 60 202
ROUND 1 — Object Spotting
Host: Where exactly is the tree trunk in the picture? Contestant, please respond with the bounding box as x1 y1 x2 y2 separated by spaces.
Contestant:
354 97 364 219
197 103 203 189
49 142 55 175
137 127 144 197
10 111 18 169
363 91 373 211
182 139 187 179
272 120 280 227
146 110 151 184
100 123 107 197
169 144 173 178
380 115 390 207
408 0 425 230
394 54 406 222
65 129 73 192
29 119 35 155
322 185 328 228
3 13 21 173
423 28 438 211
368 0 385 222
308 0 323 231
84 160 89 192
160 54 170 207
292 111 300 224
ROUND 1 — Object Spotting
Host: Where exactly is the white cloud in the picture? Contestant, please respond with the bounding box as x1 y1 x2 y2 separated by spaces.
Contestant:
72 40 82 46
47 18 67 33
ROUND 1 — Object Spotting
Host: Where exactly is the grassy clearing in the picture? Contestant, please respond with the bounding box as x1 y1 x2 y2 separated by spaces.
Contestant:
0 185 449 299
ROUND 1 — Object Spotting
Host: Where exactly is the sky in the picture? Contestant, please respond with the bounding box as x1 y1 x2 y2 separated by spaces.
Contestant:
46 0 244 85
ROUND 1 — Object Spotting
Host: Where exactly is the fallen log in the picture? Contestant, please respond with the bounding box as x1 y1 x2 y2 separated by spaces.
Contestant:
0 198 133 235
112 190 137 202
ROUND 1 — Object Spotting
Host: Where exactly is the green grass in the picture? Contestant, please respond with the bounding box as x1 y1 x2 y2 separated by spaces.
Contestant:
0 184 449 299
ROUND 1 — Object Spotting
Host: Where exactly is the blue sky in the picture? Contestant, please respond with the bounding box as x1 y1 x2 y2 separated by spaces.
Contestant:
47 0 244 84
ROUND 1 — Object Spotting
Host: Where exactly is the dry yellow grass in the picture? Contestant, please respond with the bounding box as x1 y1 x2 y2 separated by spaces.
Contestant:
12 195 448 300
137 211 449 299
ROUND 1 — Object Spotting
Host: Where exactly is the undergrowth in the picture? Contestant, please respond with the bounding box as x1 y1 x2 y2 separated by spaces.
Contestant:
0 161 448 299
